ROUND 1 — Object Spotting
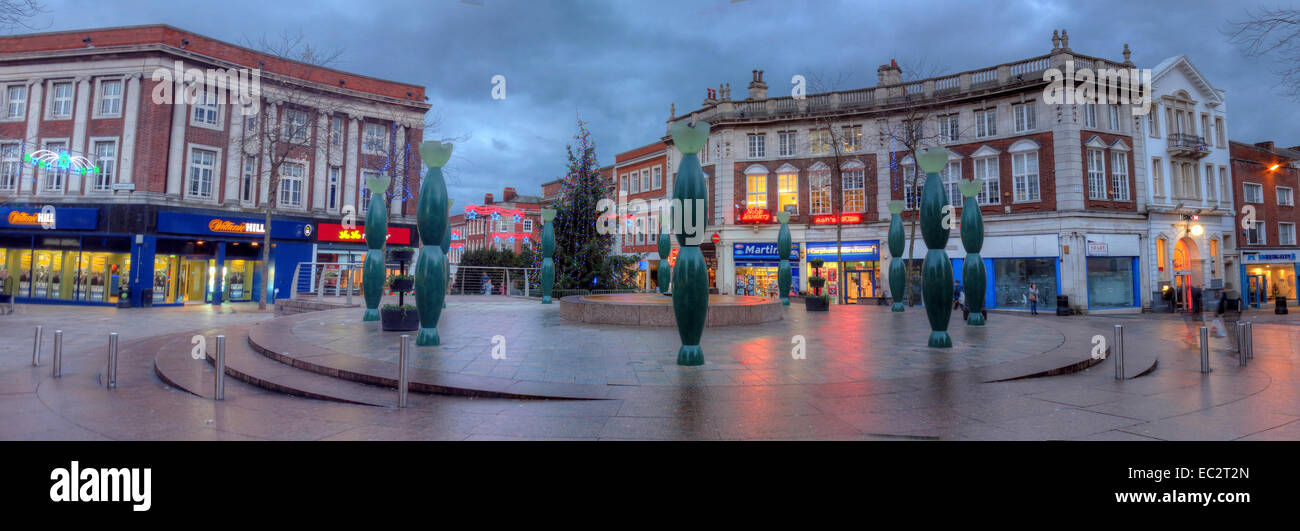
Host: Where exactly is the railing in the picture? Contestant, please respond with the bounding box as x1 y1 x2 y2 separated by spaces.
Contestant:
538 288 642 300
934 76 960 92
1010 56 1051 76
774 98 798 113
451 265 539 296
1169 133 1210 154
971 68 997 85
289 261 366 301
841 89 873 107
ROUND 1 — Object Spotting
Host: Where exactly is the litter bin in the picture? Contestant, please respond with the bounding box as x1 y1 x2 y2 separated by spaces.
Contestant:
141 289 153 307
1055 295 1070 316
1277 296 1289 315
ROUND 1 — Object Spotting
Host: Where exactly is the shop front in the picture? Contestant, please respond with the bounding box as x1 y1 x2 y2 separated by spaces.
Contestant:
805 240 880 304
1241 250 1299 307
1083 235 1141 309
896 233 1059 310
732 242 800 297
314 222 414 294
151 211 315 305
0 206 132 305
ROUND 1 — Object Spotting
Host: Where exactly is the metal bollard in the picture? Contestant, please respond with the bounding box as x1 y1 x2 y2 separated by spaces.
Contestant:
1113 324 1124 380
1199 326 1210 374
1237 321 1247 366
214 335 226 400
32 325 43 366
107 332 118 388
1245 322 1254 360
52 330 63 378
398 334 410 408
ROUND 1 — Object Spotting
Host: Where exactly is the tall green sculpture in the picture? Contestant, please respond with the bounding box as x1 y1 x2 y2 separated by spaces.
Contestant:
656 215 671 295
670 120 710 366
887 200 906 312
958 179 987 326
414 141 453 346
777 210 792 306
917 147 953 348
540 208 556 304
442 199 452 309
361 174 391 321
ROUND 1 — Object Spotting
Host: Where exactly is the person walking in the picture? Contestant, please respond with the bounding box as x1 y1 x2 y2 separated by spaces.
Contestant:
480 272 491 295
1028 282 1038 315
768 278 778 299
953 281 962 310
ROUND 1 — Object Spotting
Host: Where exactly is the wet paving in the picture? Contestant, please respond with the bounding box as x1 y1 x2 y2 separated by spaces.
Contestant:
1 298 1298 440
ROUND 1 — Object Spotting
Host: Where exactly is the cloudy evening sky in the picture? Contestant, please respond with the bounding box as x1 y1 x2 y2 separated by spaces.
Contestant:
10 0 1299 208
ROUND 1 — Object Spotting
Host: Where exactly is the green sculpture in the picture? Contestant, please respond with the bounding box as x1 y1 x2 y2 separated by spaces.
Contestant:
917 147 953 348
887 200 906 312
540 208 556 303
958 179 986 326
656 215 671 295
414 141 453 346
670 120 710 366
777 210 792 306
361 174 391 321
442 199 452 310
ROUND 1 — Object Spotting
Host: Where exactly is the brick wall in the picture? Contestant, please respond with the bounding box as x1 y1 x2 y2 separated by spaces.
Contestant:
1231 141 1300 248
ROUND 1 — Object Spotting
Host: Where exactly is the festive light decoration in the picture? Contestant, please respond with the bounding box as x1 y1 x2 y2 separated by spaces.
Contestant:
544 117 629 292
24 150 99 175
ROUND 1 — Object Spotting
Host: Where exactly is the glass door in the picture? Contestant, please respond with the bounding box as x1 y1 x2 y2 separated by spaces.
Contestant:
1247 274 1266 308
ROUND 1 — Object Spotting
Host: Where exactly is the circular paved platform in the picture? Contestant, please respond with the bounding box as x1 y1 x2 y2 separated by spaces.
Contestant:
560 293 783 326
239 296 1111 399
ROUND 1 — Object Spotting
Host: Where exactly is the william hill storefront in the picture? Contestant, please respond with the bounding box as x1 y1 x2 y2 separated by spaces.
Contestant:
1 205 126 306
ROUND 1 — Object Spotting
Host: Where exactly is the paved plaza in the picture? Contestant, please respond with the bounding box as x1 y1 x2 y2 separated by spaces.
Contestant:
1 297 1298 440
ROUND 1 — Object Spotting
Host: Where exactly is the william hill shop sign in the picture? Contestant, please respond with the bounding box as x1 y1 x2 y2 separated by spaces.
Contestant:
0 206 99 230
156 211 313 239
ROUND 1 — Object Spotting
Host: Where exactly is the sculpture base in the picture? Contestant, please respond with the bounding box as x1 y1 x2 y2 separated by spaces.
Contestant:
781 297 789 306
416 327 440 346
928 331 952 348
542 296 551 304
891 303 904 312
363 308 380 321
967 311 986 326
677 345 704 366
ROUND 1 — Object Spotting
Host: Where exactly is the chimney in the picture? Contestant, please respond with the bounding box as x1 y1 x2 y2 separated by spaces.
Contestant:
1255 141 1275 152
747 69 767 100
484 193 494 204
503 187 518 201
877 60 902 86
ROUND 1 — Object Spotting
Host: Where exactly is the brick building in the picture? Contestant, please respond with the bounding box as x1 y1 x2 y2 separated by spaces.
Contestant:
0 25 429 307
461 187 543 254
667 30 1151 311
1230 140 1300 306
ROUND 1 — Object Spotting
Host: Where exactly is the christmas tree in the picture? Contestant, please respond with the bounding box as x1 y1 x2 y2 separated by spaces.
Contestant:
548 117 627 290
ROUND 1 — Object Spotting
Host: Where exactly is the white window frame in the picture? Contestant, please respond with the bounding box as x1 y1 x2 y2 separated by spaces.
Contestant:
1111 152 1130 201
93 78 124 119
1108 104 1121 131
1279 222 1297 246
942 161 962 205
283 108 310 145
1152 157 1164 198
1012 151 1040 203
641 168 650 193
976 108 996 138
0 141 21 191
903 163 922 210
809 129 829 155
240 156 258 205
620 173 629 195
1087 148 1107 200
1243 182 1264 204
1013 102 1035 133
1276 186 1294 207
748 133 766 159
1083 103 1097 129
522 219 533 233
1245 219 1266 245
46 81 73 120
652 166 662 190
362 122 387 154
88 137 118 192
184 144 221 201
744 165 768 210
278 160 307 209
776 166 798 214
38 138 69 194
1205 164 1216 202
360 170 380 212
842 125 862 152
3 83 27 120
941 114 959 143
809 163 832 215
778 131 795 157
330 116 344 148
842 162 866 213
190 87 221 129
973 156 1001 205
327 166 341 211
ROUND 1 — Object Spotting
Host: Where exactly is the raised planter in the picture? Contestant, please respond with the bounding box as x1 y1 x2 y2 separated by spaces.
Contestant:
380 305 420 331
388 276 414 293
804 296 829 312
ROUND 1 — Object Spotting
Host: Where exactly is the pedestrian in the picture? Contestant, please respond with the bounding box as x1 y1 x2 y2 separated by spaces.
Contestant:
953 281 962 310
1028 282 1038 315
768 278 778 299
480 272 491 295
1 272 14 315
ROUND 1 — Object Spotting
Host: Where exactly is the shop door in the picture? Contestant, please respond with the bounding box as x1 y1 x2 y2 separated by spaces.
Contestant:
180 259 207 302
1173 274 1190 311
845 271 874 304
1247 274 1266 308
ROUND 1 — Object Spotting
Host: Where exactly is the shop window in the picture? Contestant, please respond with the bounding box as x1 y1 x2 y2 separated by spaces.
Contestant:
1087 257 1134 308
994 258 1057 308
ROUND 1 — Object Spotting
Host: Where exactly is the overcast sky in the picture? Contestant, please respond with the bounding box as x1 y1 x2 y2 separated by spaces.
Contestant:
16 0 1300 208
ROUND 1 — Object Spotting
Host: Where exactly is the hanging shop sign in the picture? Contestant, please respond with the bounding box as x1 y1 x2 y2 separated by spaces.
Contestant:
156 211 313 239
0 206 99 230
738 208 772 223
805 240 880 262
811 212 865 225
315 223 412 245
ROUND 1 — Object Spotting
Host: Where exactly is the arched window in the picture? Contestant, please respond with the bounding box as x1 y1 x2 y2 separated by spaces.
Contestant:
776 163 798 214
1008 140 1040 203
744 164 768 210
841 160 866 213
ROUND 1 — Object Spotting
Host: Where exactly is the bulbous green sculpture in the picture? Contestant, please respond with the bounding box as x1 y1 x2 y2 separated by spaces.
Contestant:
777 211 792 306
361 174 391 321
414 141 452 346
656 216 671 295
670 120 710 366
917 147 953 348
958 179 986 326
887 200 906 312
442 200 452 310
541 208 556 303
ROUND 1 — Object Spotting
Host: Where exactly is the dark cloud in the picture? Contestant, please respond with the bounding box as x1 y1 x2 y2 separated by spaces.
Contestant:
24 0 1300 208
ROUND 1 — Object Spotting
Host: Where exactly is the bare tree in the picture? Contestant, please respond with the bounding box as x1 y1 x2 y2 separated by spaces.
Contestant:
1227 7 1300 98
238 31 350 310
0 0 47 33
805 72 863 304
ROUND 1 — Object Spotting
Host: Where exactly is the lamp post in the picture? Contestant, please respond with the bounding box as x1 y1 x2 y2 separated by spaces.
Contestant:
916 146 953 348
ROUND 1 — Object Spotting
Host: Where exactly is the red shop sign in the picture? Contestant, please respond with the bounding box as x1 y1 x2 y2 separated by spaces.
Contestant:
739 208 772 223
316 223 412 245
